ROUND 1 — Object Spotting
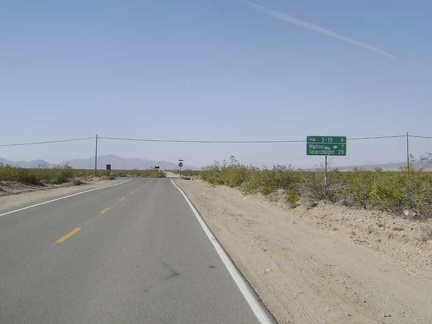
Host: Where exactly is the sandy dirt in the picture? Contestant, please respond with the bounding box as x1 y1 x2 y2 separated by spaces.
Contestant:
2 173 431 323
174 177 432 324
0 178 126 213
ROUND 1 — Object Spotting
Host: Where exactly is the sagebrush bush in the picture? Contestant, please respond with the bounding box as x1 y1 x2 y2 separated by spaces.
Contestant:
199 157 432 218
71 178 85 186
0 165 41 185
169 170 200 177
284 189 301 208
0 165 166 185
50 165 74 184
342 169 376 208
259 185 275 196
125 169 166 178
416 223 432 241
302 171 326 201
201 163 222 185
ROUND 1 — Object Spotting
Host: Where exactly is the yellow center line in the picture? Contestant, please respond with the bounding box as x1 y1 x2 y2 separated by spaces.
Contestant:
56 227 81 244
100 207 112 214
118 197 126 202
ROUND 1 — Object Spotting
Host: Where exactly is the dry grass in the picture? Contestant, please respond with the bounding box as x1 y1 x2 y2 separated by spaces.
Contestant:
416 222 432 241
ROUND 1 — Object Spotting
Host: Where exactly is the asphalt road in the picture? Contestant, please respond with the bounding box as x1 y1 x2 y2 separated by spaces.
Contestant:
0 178 264 324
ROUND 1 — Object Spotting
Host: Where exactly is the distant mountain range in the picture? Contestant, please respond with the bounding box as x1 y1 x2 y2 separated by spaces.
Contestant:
1 155 430 171
0 154 196 170
334 161 431 171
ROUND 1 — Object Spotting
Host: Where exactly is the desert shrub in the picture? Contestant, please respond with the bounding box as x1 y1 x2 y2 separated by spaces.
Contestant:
0 165 91 185
369 171 413 214
341 169 377 208
259 185 275 196
416 223 432 241
50 165 74 184
220 165 249 187
266 191 282 202
369 182 404 213
284 189 301 208
201 162 223 185
201 156 252 188
199 157 432 219
219 156 249 187
170 170 200 177
301 170 326 200
239 170 262 194
98 170 111 177
0 165 41 185
403 170 432 218
71 178 85 185
0 165 168 185
260 165 301 191
16 169 40 185
123 169 165 178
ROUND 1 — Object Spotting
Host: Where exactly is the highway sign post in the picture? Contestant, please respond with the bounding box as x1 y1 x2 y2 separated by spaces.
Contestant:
306 136 346 156
307 136 347 199
178 160 183 178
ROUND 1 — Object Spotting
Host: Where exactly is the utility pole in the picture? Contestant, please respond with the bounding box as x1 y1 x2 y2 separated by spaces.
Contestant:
406 132 413 211
406 132 410 173
95 134 98 175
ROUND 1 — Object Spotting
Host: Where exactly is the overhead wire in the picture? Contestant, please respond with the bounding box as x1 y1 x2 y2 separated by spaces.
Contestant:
99 136 305 144
0 134 430 147
0 137 94 147
409 135 432 140
99 135 410 144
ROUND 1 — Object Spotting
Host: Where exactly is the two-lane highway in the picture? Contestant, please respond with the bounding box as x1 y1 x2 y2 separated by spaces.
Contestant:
0 178 269 323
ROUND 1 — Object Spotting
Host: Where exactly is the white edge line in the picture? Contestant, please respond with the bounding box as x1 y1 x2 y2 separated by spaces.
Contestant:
0 180 132 218
171 179 273 324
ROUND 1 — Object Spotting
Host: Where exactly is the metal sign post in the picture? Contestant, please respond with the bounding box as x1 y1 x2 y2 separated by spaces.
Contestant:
307 136 347 156
307 136 347 199
324 155 328 199
178 159 183 178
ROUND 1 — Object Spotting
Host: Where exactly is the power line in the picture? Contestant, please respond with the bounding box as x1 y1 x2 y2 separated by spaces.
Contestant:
0 137 93 147
100 135 411 144
409 135 432 140
0 134 429 147
99 136 304 144
348 135 406 141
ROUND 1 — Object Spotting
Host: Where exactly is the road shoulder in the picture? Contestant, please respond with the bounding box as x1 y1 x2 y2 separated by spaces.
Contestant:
174 178 432 324
0 178 126 213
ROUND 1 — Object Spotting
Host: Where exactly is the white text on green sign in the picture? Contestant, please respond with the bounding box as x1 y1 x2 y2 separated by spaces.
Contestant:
306 136 347 156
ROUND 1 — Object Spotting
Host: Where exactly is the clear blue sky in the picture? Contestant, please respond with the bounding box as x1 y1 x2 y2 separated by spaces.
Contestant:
1 0 431 168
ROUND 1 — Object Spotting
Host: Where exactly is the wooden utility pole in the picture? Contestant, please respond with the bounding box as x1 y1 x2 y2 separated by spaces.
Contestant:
95 134 98 175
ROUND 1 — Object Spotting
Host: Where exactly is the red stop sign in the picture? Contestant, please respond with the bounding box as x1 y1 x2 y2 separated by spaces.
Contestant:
178 162 183 168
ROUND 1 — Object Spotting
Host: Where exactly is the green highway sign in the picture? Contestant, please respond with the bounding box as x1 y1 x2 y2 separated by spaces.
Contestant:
307 136 347 156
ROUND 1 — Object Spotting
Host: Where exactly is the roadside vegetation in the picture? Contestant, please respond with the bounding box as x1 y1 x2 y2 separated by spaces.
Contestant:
0 164 165 187
0 165 94 185
200 156 432 220
115 169 166 178
168 170 200 177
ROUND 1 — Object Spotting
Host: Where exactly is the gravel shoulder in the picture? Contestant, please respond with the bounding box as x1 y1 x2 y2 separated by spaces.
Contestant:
174 177 432 324
0 178 127 213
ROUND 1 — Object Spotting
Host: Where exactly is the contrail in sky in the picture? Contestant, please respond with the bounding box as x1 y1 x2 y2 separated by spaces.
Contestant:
240 0 398 61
